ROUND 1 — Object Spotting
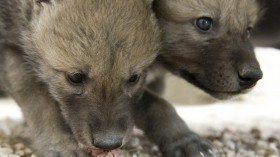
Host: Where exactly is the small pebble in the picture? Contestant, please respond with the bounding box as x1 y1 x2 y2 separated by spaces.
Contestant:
15 150 25 156
9 155 20 157
0 148 13 154
24 147 33 154
251 128 261 139
14 143 25 150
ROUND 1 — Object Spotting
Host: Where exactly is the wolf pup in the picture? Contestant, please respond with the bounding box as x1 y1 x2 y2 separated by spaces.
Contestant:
131 0 266 157
0 0 161 156
153 0 263 99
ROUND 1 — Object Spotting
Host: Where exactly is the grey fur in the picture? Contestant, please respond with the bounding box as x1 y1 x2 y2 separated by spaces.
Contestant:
153 0 263 99
132 1 270 157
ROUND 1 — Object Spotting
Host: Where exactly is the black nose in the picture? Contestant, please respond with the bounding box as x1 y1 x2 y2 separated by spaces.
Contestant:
94 136 123 150
238 64 263 87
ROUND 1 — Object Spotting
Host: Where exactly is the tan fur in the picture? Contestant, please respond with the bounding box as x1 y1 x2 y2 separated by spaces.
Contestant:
0 0 161 156
30 0 158 71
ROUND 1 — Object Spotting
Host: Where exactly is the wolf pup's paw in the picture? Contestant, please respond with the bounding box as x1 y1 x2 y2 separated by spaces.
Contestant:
160 132 217 157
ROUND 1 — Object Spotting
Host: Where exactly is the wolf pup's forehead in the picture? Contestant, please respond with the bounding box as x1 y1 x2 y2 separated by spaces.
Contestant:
157 0 262 29
31 0 160 72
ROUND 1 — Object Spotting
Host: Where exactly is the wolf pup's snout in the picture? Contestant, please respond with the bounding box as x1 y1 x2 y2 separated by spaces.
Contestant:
238 63 263 88
94 134 123 150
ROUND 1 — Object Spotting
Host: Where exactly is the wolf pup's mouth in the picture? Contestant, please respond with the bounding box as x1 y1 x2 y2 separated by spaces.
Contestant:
89 149 121 157
79 143 122 157
179 70 245 98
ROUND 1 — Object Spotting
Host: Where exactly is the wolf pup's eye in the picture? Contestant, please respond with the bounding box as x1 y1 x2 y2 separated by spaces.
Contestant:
246 27 253 38
128 74 140 84
67 73 83 84
196 17 213 31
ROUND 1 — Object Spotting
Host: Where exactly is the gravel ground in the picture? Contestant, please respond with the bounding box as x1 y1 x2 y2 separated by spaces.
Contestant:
0 120 279 157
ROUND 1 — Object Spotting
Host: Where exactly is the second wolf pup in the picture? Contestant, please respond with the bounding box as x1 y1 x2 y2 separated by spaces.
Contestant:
133 0 266 157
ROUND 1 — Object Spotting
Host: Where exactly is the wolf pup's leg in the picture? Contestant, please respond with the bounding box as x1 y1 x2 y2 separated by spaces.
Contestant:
133 89 216 157
4 52 89 157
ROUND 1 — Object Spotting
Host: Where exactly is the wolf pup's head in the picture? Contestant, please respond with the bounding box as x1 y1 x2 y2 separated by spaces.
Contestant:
25 0 160 152
154 0 263 99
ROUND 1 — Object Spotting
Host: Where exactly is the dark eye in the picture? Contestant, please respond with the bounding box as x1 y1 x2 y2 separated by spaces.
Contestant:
128 74 140 84
196 17 213 31
246 27 253 38
67 73 83 84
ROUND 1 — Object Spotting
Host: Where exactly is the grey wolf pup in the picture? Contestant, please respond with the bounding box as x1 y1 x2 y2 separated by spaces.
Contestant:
132 0 266 157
